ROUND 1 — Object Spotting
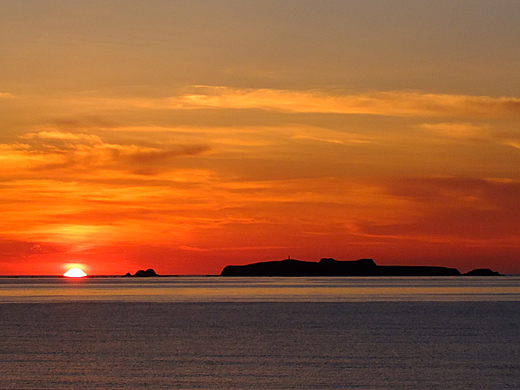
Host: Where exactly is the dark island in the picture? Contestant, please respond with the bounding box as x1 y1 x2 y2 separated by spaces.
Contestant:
220 258 500 277
464 268 501 276
124 268 159 277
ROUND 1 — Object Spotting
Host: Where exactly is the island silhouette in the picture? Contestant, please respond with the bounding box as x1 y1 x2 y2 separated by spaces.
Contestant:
220 258 501 277
120 261 501 277
124 269 158 277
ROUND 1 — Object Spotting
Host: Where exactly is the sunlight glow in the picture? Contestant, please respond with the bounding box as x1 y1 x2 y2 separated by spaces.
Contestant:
63 268 87 278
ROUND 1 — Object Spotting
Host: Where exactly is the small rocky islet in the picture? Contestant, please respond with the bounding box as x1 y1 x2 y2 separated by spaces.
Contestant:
124 268 158 277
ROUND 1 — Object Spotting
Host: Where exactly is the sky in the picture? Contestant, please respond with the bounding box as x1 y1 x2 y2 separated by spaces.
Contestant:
1 0 520 275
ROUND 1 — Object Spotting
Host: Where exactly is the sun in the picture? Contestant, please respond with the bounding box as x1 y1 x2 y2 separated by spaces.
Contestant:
63 268 88 278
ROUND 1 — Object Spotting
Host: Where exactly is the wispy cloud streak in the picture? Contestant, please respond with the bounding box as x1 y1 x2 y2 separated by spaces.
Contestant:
1 131 210 175
169 86 520 119
53 87 520 120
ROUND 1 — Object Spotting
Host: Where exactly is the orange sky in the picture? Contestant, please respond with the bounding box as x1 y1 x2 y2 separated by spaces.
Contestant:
1 1 519 275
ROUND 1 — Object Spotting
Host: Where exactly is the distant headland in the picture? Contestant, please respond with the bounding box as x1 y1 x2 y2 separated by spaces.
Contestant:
220 258 501 277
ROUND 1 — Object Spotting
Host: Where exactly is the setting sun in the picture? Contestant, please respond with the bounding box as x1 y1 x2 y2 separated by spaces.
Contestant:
63 268 87 278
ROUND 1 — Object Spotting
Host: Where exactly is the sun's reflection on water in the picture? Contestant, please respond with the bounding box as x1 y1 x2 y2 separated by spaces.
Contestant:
1 276 519 303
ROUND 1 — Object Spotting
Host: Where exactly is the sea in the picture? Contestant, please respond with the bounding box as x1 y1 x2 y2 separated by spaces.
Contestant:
1 276 519 390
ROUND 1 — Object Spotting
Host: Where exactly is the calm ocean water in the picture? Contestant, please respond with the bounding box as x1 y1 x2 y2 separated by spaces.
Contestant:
1 277 519 389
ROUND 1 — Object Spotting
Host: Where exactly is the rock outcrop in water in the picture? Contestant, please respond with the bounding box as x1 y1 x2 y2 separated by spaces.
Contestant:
124 268 159 277
464 268 502 276
220 258 462 277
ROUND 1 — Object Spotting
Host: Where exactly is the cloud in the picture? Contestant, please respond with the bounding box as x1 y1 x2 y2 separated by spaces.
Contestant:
58 87 520 119
356 176 520 242
20 131 104 152
168 86 520 119
1 131 210 175
505 141 520 150
0 239 63 258
290 128 371 145
0 92 15 98
420 122 520 150
54 116 118 130
419 122 490 140
127 145 210 164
